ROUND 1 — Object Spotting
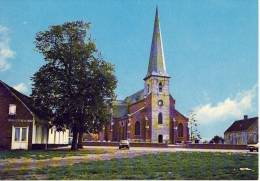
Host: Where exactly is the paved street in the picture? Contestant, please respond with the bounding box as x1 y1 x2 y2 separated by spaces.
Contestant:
83 145 258 154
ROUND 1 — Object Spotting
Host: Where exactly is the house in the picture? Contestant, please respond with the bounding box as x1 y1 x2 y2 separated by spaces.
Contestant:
97 8 189 144
0 80 69 150
224 115 258 145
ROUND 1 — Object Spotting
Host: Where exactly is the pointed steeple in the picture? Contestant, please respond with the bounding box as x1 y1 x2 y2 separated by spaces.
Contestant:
145 7 169 79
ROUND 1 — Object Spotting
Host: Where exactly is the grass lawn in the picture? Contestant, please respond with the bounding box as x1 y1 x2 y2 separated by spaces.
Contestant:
0 148 111 160
1 152 258 180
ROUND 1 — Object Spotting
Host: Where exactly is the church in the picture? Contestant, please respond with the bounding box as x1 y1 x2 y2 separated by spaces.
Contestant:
98 8 189 144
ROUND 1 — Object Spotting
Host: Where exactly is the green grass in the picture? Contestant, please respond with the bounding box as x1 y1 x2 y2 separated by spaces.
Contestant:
1 152 258 180
0 149 111 160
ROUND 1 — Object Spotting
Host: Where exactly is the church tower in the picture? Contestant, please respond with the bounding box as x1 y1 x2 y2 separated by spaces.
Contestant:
144 7 171 143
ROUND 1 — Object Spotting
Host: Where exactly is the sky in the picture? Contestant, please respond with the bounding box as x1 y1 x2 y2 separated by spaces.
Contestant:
0 0 258 140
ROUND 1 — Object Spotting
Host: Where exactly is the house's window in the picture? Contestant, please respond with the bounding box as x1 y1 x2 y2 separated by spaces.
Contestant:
135 121 140 135
147 84 150 93
15 127 20 141
9 104 16 115
178 123 184 137
21 128 27 141
158 113 163 124
159 82 163 92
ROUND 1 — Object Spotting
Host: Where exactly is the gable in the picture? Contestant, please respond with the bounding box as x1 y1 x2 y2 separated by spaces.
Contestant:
0 80 47 123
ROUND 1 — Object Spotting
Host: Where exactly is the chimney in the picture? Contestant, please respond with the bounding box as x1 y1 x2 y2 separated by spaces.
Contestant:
244 115 248 120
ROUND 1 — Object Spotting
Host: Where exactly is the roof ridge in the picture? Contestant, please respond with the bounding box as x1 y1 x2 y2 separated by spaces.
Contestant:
224 117 258 133
0 80 34 116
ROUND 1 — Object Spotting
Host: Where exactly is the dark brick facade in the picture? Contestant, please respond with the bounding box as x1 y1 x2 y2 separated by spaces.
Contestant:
98 94 189 144
0 82 33 150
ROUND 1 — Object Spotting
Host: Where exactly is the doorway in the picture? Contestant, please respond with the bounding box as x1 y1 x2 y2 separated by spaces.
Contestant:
158 134 163 143
11 126 28 150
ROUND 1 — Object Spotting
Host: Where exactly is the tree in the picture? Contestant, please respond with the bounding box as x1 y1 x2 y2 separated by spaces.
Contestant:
188 111 201 143
31 21 117 150
210 135 224 144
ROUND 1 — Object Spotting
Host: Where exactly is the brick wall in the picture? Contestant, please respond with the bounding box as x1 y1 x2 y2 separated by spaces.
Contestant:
187 144 247 150
128 99 146 141
0 83 33 149
83 141 247 150
175 111 189 143
83 141 168 147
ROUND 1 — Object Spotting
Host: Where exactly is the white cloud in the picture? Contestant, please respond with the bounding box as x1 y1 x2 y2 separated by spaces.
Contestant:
14 83 28 94
0 25 15 71
193 85 257 124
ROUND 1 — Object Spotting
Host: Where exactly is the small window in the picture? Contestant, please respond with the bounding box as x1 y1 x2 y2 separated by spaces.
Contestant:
9 104 16 115
121 122 124 127
158 113 163 124
158 100 163 106
21 128 27 141
147 84 150 93
159 82 163 92
15 128 20 141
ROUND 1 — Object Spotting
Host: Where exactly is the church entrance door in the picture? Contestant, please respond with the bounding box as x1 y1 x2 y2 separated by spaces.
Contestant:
158 134 163 143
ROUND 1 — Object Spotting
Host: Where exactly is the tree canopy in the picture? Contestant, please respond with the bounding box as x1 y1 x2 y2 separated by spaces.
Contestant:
210 135 224 144
188 111 201 143
31 21 117 150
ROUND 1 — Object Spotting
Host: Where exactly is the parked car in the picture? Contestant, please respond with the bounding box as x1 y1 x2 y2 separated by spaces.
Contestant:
247 143 258 152
119 140 130 149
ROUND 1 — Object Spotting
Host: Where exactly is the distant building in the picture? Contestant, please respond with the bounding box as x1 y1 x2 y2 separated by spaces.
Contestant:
0 80 69 150
224 115 258 145
97 8 189 144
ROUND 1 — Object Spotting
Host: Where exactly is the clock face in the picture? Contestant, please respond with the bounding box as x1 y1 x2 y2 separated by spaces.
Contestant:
158 100 163 106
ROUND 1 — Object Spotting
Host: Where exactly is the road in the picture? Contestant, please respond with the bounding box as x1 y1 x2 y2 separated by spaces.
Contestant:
83 145 258 154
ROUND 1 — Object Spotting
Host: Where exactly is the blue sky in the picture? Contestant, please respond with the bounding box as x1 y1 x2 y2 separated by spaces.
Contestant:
0 0 258 140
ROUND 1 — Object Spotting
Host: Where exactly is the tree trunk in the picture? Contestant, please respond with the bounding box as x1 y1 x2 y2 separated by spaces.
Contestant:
71 127 79 151
77 131 83 149
45 127 49 150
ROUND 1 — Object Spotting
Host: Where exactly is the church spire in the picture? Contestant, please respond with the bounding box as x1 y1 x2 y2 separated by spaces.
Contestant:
145 7 168 79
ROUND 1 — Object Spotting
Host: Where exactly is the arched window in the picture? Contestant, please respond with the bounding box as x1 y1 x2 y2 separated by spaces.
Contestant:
158 113 163 124
135 121 140 135
159 82 163 92
178 123 183 137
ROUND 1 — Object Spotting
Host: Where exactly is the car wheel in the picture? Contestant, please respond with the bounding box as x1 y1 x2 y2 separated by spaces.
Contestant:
249 148 253 152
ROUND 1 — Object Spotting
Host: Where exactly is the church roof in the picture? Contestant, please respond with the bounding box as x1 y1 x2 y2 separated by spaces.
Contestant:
175 109 188 120
224 116 258 133
145 7 169 79
112 89 145 118
112 100 128 118
124 89 144 104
